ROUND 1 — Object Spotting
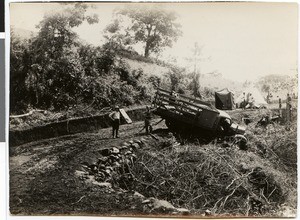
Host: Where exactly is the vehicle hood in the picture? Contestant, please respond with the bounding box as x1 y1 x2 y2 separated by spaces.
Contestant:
218 110 231 120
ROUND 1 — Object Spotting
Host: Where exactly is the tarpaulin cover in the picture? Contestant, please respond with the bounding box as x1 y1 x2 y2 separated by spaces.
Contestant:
215 88 235 110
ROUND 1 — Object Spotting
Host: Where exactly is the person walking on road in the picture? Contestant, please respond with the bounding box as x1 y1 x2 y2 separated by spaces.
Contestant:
109 106 121 138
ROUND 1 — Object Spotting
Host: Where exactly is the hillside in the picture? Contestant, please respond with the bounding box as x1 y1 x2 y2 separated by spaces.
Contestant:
122 57 170 78
121 56 245 95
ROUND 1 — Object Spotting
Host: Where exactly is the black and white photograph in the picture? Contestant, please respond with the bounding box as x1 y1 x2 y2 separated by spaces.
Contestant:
9 1 297 217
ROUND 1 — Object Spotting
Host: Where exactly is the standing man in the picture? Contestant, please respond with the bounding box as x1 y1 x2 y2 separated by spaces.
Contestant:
242 92 246 109
109 106 120 138
278 97 282 117
144 106 153 134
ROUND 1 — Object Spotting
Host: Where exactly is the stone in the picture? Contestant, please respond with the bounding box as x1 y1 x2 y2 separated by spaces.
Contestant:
133 191 145 199
98 164 106 170
125 150 132 155
205 209 212 216
129 140 134 144
89 164 98 173
95 182 112 188
104 169 112 176
120 146 128 151
109 155 119 161
134 140 142 145
100 148 111 156
131 143 140 151
176 208 190 214
146 198 176 213
131 154 137 161
142 199 151 204
97 156 108 164
111 147 120 154
122 142 130 147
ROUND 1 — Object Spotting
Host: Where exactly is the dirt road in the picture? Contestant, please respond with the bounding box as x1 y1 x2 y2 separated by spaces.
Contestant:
9 119 165 215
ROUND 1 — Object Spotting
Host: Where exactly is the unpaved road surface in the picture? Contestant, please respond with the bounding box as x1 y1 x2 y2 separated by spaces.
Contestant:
9 119 165 215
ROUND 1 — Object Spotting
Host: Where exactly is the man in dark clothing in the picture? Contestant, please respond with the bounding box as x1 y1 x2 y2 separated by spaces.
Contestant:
278 97 282 117
109 106 120 138
286 94 292 122
144 106 153 134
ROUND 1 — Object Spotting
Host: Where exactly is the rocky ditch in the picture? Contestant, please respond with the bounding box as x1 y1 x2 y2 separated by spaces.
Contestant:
75 135 190 215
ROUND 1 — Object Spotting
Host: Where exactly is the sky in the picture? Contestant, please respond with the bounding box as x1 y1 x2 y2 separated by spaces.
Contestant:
10 2 298 82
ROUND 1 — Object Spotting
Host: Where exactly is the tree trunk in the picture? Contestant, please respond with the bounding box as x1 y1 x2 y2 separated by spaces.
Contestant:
144 41 150 58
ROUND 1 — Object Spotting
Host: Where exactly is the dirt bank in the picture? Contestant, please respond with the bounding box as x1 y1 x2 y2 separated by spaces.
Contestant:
10 106 153 147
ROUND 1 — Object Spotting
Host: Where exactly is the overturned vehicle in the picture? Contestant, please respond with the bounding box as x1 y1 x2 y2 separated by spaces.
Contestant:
152 88 246 143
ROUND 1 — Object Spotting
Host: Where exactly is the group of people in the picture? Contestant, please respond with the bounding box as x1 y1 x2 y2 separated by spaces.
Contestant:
108 105 154 138
241 92 255 109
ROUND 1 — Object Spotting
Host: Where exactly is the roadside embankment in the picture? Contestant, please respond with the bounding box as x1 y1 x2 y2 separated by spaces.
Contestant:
10 106 150 147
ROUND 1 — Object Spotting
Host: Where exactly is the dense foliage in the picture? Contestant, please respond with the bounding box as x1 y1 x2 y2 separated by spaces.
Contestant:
10 5 160 114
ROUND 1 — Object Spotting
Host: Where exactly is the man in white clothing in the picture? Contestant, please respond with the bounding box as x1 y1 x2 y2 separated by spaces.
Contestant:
109 106 120 138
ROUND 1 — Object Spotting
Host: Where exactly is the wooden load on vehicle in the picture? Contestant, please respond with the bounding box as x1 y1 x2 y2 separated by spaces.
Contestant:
152 88 246 138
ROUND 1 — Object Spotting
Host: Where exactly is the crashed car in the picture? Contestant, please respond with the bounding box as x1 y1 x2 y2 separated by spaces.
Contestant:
152 88 246 141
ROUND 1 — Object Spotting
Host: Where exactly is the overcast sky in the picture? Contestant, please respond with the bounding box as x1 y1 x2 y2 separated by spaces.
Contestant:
10 2 298 82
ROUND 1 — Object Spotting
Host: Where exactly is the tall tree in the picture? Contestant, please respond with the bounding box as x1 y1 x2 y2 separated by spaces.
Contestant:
10 30 31 112
27 3 99 109
186 43 207 99
105 6 182 57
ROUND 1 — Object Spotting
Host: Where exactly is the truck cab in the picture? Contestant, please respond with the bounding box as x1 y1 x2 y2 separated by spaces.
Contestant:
218 110 246 136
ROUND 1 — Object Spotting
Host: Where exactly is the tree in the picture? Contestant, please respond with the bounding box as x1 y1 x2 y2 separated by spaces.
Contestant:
190 73 202 98
167 66 185 91
106 6 182 57
26 3 99 109
10 30 32 112
186 43 208 99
